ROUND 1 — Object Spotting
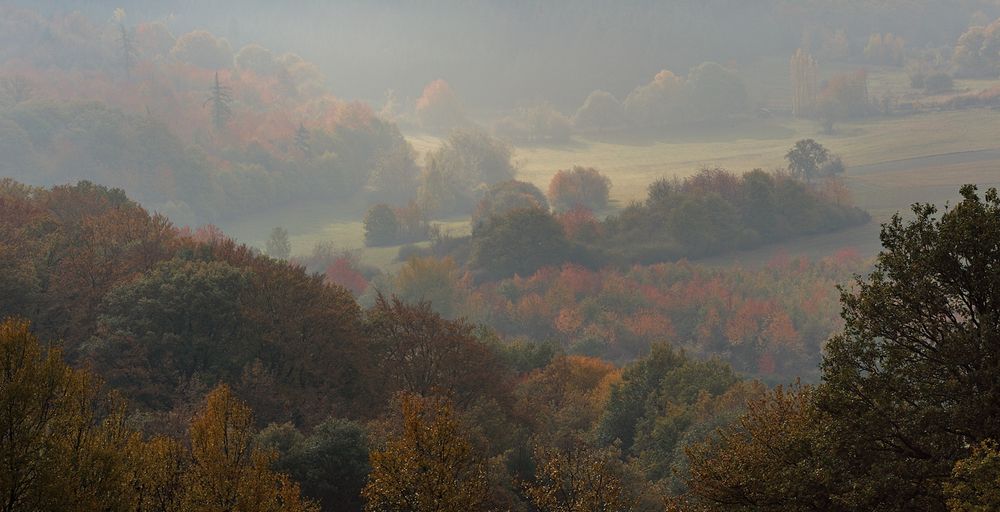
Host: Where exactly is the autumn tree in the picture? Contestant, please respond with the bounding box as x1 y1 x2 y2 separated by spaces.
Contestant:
0 317 101 511
945 440 1000 511
623 69 685 128
415 79 468 133
363 393 488 512
171 30 234 69
267 226 292 260
863 33 905 66
0 75 32 105
548 166 612 212
526 440 635 512
394 257 466 318
183 385 318 512
684 385 835 511
364 294 505 407
494 103 572 143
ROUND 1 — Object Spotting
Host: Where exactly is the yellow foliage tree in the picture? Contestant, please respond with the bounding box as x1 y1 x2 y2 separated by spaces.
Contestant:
182 384 318 512
525 439 635 512
363 393 488 512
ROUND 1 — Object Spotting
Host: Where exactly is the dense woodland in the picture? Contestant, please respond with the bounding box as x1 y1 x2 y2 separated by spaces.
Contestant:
5 3 1000 512
5 179 1000 511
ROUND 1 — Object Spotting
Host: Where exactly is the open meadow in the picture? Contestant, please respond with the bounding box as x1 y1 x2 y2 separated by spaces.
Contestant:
238 105 1000 269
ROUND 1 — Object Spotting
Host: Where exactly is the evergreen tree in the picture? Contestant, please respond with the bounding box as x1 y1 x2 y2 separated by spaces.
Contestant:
204 72 233 131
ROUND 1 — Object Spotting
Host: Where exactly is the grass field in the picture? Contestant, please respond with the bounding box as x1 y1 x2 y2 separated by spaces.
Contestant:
221 61 1000 270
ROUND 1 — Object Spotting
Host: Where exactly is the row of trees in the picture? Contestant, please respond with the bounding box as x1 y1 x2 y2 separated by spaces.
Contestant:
413 62 748 141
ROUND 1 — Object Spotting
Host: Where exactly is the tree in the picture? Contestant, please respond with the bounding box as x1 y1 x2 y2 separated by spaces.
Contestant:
472 180 550 234
362 393 488 512
394 257 465 318
548 166 612 212
1 75 33 105
817 185 1000 509
525 440 635 512
418 128 516 216
415 79 467 133
204 71 233 131
494 103 572 143
118 21 137 79
0 317 97 511
266 226 292 260
623 69 685 128
364 294 505 406
470 208 572 280
684 385 835 511
294 123 311 155
364 204 400 247
183 385 318 512
171 30 234 69
684 62 748 123
946 440 1000 511
785 139 830 182
265 419 371 512
790 49 818 118
573 90 626 133
92 258 250 409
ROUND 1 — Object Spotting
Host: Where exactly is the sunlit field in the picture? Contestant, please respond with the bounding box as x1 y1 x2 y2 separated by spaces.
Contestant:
248 104 1000 267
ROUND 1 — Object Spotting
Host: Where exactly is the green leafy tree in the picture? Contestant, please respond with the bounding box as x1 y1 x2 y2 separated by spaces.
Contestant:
92 258 250 409
472 180 549 234
470 208 571 280
364 204 400 247
266 419 370 512
817 185 1000 509
785 139 830 182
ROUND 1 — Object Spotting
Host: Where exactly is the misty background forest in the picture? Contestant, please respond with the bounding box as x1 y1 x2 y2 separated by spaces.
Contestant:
2 1 1000 511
